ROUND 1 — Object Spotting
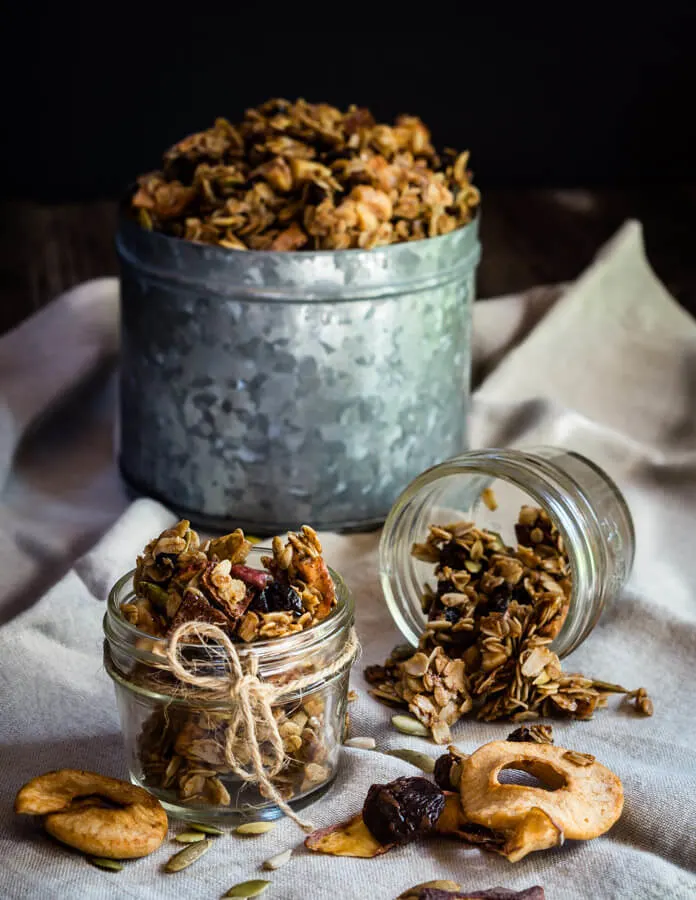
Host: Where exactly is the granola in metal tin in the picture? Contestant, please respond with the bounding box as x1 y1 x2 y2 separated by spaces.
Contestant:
130 98 479 251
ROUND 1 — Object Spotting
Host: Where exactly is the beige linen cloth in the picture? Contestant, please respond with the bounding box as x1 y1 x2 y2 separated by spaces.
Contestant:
0 222 694 899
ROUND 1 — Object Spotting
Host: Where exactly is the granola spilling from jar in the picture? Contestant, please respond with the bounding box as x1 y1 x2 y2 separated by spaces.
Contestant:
367 504 652 742
130 98 479 251
123 520 336 642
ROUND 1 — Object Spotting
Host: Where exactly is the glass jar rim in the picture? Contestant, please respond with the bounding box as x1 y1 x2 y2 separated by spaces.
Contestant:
104 551 354 676
379 446 633 658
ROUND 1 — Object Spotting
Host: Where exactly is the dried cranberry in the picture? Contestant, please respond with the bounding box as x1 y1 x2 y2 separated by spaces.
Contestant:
229 564 271 592
362 776 445 845
515 523 533 547
252 581 303 616
513 583 532 605
438 540 467 571
487 585 512 614
506 726 534 742
437 578 457 596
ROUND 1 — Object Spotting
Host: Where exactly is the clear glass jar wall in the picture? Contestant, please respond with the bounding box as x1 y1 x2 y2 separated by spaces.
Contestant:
103 549 356 825
380 447 635 658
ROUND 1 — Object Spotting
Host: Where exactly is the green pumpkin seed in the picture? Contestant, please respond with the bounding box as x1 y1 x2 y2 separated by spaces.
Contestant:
385 747 436 773
140 581 170 609
174 830 207 843
235 821 277 836
189 821 226 835
262 847 293 870
389 643 416 662
87 857 124 872
164 838 212 872
138 208 153 231
224 879 271 897
464 559 482 573
592 679 628 694
391 714 430 737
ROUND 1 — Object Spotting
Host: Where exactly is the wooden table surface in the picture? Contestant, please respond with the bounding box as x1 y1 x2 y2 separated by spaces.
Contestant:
1 187 694 336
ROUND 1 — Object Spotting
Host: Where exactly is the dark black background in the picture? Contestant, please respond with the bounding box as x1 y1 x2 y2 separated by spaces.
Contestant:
4 8 696 200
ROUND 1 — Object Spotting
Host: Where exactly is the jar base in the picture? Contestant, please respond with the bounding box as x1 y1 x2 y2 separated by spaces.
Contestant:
119 462 386 535
131 773 338 827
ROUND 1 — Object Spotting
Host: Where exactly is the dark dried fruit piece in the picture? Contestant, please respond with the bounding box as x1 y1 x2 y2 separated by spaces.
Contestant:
433 753 457 792
363 664 389 685
444 607 461 624
252 582 303 616
169 587 229 633
486 585 512 614
437 578 457 597
438 541 468 571
403 888 545 900
362 776 445 845
506 725 554 744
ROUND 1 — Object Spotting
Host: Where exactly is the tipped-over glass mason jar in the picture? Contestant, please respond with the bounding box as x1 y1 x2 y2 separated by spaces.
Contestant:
379 447 635 658
103 548 357 825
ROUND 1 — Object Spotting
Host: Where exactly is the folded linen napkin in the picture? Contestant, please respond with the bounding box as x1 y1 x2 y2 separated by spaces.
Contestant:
0 222 694 899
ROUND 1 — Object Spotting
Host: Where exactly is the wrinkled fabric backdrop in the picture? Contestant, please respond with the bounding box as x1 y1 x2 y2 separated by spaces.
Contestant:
0 222 694 899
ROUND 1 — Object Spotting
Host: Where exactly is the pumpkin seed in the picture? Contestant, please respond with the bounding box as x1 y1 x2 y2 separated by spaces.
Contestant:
464 559 482 573
224 879 271 897
189 821 226 835
344 737 376 750
385 747 436 773
164 838 212 872
262 847 293 870
87 856 124 872
391 714 430 737
591 679 628 694
174 830 207 843
235 821 277 836
389 643 416 662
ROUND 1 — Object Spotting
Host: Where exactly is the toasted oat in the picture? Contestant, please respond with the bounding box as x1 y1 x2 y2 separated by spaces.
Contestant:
367 505 648 732
131 99 479 252
481 487 498 511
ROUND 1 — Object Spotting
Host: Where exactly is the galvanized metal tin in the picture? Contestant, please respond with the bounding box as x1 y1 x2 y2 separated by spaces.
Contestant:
116 216 480 533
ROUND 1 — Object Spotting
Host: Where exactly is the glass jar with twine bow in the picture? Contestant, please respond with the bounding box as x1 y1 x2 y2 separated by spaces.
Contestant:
104 559 358 829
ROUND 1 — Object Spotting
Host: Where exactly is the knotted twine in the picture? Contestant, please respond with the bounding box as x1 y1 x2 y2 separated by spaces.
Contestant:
165 620 360 832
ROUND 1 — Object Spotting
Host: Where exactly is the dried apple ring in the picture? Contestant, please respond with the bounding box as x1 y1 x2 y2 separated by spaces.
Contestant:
15 769 168 859
458 741 623 862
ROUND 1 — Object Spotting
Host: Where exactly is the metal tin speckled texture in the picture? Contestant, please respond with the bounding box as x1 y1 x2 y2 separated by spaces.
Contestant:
116 216 480 533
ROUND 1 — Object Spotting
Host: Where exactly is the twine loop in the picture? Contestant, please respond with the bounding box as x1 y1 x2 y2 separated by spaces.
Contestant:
166 621 359 831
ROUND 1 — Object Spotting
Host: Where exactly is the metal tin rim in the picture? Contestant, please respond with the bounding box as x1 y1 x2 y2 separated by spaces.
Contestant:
116 210 481 303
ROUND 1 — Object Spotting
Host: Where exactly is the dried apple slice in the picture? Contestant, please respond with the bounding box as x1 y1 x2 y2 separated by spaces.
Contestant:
305 814 393 858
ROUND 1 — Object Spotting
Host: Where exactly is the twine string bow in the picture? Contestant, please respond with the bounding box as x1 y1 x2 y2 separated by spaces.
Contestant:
166 620 359 832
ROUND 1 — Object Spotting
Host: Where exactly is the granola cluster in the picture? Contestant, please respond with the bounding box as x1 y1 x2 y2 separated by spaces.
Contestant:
367 504 652 741
130 98 479 251
123 520 336 643
137 692 333 808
